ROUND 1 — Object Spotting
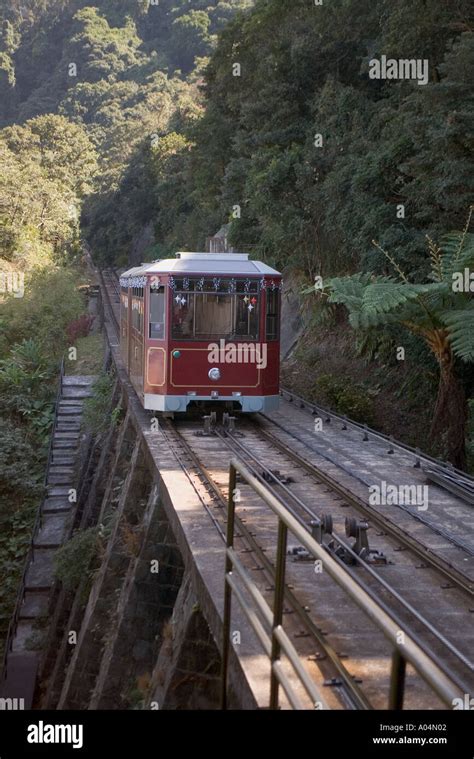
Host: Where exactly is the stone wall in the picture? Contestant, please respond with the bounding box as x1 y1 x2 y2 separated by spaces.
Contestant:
40 400 228 710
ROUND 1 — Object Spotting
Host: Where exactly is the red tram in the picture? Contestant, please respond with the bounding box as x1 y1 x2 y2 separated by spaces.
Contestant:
119 252 282 413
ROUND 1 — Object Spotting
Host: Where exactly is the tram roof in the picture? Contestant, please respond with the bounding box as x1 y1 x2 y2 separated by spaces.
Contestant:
121 252 281 278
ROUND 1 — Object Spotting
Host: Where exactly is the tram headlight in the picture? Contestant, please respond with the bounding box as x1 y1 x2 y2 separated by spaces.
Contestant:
208 368 221 381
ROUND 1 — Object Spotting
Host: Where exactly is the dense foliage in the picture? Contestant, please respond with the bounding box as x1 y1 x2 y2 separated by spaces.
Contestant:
150 0 474 276
0 0 253 263
2 2 473 270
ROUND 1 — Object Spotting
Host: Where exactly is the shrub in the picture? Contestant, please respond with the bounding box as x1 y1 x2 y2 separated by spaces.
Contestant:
53 527 100 592
66 314 95 343
83 372 116 435
0 421 43 500
467 399 474 475
313 373 374 425
0 339 56 436
0 268 85 358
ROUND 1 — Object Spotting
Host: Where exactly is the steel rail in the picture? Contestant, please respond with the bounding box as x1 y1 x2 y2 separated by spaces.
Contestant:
169 421 371 710
256 416 474 594
215 428 474 683
261 412 474 557
280 386 473 488
224 457 465 710
99 270 120 334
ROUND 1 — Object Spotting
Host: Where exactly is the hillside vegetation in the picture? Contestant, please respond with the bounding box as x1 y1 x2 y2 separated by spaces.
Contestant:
0 0 251 658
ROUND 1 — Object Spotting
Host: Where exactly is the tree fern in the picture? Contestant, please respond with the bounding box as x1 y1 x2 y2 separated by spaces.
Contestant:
440 305 474 362
362 281 430 315
324 213 474 466
328 276 444 325
439 231 474 280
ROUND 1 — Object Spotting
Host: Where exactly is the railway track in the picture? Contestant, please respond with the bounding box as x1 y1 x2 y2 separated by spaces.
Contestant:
159 418 370 710
255 416 474 590
99 269 121 334
171 417 473 707
279 386 474 499
256 405 474 585
223 424 473 665
99 267 474 709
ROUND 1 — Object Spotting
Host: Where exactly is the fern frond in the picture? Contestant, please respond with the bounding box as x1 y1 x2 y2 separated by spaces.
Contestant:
350 310 400 329
440 306 474 361
439 232 474 283
327 273 372 311
371 240 409 283
426 235 444 282
361 280 428 315
454 205 474 264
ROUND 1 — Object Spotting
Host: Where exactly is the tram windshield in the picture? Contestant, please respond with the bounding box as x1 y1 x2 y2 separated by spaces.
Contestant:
171 278 260 341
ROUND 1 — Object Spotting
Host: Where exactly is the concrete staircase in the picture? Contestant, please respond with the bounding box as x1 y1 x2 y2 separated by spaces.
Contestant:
0 376 96 709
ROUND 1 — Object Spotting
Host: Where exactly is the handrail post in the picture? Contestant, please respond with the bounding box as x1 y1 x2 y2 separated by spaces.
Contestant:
269 519 288 710
220 463 237 709
389 649 407 709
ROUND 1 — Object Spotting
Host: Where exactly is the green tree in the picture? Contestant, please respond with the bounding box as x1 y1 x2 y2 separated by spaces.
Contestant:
169 11 212 73
327 218 474 467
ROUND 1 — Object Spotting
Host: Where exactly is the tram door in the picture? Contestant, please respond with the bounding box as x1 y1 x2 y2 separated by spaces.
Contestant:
130 285 145 395
145 281 167 396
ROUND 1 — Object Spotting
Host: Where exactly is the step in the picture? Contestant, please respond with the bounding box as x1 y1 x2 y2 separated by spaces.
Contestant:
0 651 38 708
53 434 79 442
56 407 83 416
42 498 72 514
57 416 81 425
34 514 69 548
62 387 93 399
48 465 75 485
24 550 55 591
59 398 85 406
49 466 74 476
47 486 73 498
51 451 75 458
48 466 74 478
19 592 50 620
51 453 76 465
52 447 76 456
63 375 97 386
47 474 74 486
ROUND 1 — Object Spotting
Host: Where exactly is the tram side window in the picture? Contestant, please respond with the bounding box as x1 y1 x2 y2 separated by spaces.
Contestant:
149 287 165 339
131 287 144 333
266 289 280 340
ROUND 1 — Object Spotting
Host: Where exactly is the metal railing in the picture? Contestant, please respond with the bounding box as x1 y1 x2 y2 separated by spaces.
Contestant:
220 458 465 710
0 355 65 681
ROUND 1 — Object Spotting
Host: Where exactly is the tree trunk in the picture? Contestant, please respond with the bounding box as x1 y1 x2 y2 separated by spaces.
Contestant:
430 345 467 469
